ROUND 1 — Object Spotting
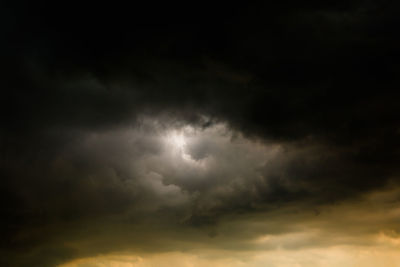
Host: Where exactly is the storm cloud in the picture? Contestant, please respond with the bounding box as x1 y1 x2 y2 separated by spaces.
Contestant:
1 1 400 266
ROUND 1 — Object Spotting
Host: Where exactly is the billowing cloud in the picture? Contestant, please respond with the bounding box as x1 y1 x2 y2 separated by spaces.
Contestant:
1 1 400 266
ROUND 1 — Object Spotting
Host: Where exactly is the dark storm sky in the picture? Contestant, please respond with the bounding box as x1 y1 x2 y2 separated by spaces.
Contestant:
1 1 400 266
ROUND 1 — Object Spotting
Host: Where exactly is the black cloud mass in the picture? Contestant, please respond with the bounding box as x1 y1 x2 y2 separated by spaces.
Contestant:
1 1 400 266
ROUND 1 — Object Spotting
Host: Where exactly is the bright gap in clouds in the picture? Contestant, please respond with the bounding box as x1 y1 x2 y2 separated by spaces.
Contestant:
168 131 186 151
163 125 209 166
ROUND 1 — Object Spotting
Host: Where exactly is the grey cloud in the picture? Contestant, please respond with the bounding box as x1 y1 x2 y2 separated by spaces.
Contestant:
2 115 398 264
2 1 400 266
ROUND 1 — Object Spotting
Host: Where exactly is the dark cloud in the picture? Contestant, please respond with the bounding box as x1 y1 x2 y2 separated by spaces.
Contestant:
1 1 400 266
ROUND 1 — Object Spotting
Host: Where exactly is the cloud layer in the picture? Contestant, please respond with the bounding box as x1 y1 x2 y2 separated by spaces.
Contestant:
1 1 400 266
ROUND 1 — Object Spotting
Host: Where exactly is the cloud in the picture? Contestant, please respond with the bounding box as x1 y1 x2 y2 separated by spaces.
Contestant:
1 115 399 266
1 1 400 266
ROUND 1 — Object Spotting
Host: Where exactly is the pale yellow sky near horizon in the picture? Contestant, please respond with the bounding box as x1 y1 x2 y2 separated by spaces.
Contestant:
59 243 400 267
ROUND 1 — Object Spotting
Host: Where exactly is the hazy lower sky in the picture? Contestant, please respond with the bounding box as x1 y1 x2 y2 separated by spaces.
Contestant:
1 2 400 266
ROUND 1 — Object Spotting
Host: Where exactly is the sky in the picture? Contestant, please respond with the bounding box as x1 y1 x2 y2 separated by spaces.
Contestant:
1 1 400 266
